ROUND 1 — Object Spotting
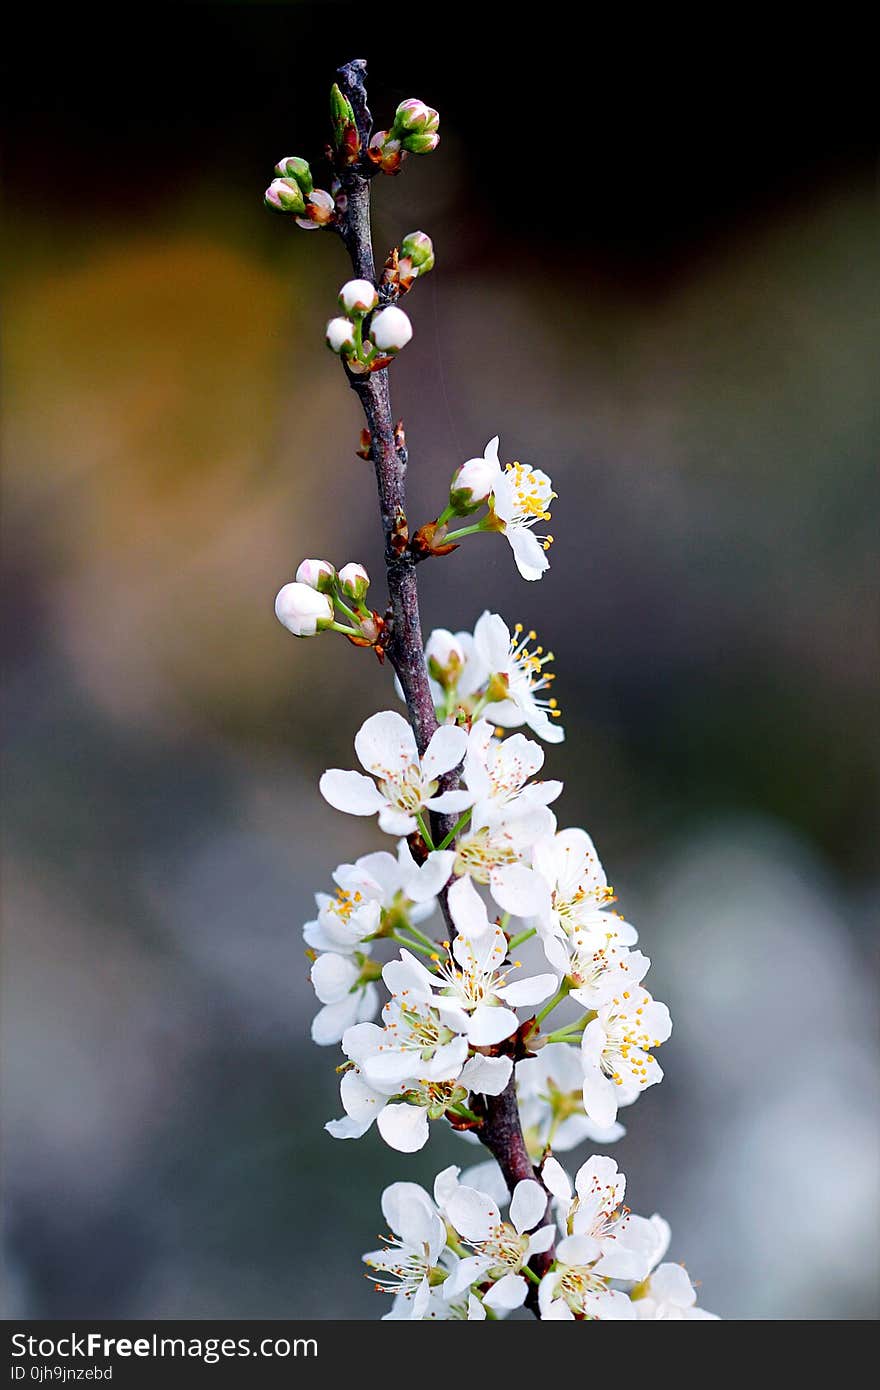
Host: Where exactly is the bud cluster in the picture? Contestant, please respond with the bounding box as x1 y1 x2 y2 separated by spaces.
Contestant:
275 559 384 652
367 98 440 174
264 156 336 230
326 280 413 373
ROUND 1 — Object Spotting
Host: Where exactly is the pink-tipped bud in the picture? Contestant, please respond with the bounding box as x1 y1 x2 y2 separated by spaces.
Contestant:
274 582 334 638
337 563 370 603
295 559 336 593
371 306 412 353
392 99 440 136
264 177 306 215
400 230 435 274
273 156 313 195
326 317 356 354
339 279 378 316
401 130 440 155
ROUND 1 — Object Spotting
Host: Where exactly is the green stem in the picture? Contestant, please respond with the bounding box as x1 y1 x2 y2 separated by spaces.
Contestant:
415 811 436 851
436 503 457 527
541 1021 587 1045
403 922 438 951
507 926 536 951
522 1265 542 1286
444 521 489 542
535 980 571 1027
449 1102 482 1124
437 808 472 851
390 930 438 962
328 619 365 638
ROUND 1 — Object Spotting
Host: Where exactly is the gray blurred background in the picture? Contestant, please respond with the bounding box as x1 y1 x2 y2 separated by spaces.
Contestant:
2 4 878 1320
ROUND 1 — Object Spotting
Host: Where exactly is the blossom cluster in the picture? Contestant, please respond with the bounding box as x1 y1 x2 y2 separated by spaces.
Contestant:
304 603 671 1160
268 66 718 1324
365 1156 717 1320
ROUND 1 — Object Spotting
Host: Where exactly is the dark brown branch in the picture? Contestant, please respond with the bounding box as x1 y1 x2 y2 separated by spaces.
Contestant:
334 58 553 1310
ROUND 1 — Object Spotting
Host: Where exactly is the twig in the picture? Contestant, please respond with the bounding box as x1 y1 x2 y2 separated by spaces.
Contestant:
334 58 554 1308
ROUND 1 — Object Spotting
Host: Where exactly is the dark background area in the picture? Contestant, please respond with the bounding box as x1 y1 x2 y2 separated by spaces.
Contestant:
3 4 878 1319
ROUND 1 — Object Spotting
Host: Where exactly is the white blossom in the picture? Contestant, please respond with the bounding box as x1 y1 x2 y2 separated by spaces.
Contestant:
580 986 672 1127
463 719 562 827
541 924 650 1011
442 1172 555 1312
532 827 634 940
383 877 557 1046
363 1181 448 1319
449 437 502 510
295 557 336 590
489 455 556 582
472 612 564 742
516 1043 625 1154
309 951 379 1045
319 710 471 835
633 1262 719 1320
453 804 556 917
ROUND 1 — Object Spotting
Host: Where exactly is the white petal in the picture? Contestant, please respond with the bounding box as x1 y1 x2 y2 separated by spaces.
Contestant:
377 1103 430 1153
447 875 492 940
310 952 358 1004
496 972 558 1009
426 789 474 814
510 1179 547 1234
508 527 549 581
319 769 385 816
541 1156 572 1206
489 863 552 919
483 1273 528 1310
466 1003 520 1046
582 1067 619 1128
421 723 468 780
355 710 417 776
446 1186 500 1242
527 1224 557 1255
406 848 456 901
310 996 359 1046
460 1053 513 1096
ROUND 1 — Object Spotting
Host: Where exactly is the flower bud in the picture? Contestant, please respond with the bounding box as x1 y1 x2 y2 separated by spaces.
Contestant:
400 230 435 274
295 188 336 230
295 558 336 593
274 582 334 637
273 156 313 195
392 99 440 136
449 455 497 513
339 279 378 316
400 131 440 155
264 177 306 215
426 629 465 688
326 317 356 354
337 562 370 602
371 306 413 352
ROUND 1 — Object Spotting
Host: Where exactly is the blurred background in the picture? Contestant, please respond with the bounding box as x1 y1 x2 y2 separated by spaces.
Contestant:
2 4 878 1320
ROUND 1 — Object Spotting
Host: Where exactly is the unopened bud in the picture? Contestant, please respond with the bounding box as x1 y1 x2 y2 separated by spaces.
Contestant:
450 455 497 513
426 629 465 688
392 99 440 136
273 156 313 195
400 230 435 274
326 317 356 354
401 131 440 155
296 188 336 230
337 562 370 602
295 559 336 593
371 306 413 353
264 177 306 215
274 582 334 638
339 279 378 316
